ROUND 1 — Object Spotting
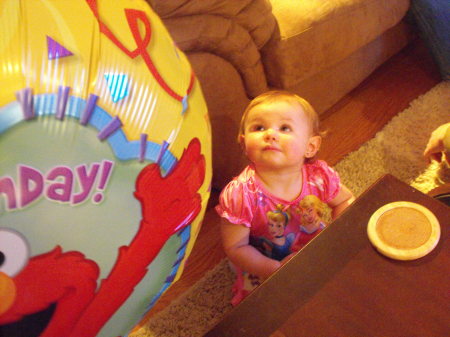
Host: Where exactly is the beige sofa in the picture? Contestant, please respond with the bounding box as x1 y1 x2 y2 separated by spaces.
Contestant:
149 0 412 191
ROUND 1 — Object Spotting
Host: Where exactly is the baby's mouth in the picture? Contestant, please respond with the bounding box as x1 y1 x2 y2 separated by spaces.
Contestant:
263 145 281 152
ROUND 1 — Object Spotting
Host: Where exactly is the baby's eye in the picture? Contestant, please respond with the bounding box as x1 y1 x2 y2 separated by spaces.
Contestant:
251 125 265 131
280 125 292 132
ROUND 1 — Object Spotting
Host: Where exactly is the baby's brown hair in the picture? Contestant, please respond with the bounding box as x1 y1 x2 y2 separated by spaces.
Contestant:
238 90 322 142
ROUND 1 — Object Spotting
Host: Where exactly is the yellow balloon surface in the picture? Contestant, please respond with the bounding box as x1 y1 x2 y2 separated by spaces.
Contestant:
0 1 211 336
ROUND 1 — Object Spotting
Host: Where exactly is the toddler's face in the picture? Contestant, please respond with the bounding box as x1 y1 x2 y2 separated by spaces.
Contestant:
242 100 314 171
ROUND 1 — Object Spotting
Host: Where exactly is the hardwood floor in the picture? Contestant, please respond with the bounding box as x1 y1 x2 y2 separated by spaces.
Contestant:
137 38 441 325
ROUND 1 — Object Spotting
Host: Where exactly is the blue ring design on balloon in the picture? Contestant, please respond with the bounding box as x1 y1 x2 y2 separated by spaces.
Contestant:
0 90 193 308
143 225 190 313
2 92 179 174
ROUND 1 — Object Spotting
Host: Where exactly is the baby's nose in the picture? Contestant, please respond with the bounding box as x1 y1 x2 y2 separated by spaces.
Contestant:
264 128 278 141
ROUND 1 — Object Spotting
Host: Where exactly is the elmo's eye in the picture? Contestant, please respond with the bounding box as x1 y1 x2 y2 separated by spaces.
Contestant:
0 228 30 277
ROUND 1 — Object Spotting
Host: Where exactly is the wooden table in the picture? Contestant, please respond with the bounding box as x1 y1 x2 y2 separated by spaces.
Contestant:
205 174 450 337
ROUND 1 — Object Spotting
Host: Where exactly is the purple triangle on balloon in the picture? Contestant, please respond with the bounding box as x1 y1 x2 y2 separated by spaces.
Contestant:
47 36 73 60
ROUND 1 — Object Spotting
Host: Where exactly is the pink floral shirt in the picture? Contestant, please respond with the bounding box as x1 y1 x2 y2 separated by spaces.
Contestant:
216 160 340 245
215 160 341 305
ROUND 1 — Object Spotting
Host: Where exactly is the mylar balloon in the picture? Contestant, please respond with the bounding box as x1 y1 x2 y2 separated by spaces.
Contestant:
0 1 211 336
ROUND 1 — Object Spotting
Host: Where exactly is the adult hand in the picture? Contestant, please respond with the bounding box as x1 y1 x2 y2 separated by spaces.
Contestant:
424 123 450 163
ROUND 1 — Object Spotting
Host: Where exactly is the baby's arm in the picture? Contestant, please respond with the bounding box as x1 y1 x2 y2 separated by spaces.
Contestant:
328 184 355 219
220 219 281 279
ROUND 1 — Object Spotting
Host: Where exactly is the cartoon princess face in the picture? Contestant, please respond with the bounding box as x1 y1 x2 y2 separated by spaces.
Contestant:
268 217 286 238
266 206 290 239
301 205 320 227
297 195 328 232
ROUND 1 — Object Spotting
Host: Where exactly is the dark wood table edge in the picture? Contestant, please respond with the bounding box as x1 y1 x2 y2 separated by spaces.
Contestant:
204 174 450 337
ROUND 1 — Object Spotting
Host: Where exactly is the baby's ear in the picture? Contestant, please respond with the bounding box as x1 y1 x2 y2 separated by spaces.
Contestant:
238 134 246 149
306 135 321 158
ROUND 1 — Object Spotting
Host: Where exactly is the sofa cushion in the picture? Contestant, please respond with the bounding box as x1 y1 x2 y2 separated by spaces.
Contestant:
283 22 412 114
262 0 410 88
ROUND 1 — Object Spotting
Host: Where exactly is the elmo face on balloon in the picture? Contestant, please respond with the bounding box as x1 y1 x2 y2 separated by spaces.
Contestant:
0 1 211 336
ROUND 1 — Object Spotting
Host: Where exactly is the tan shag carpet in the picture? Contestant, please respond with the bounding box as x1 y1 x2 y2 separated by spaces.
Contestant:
130 81 450 337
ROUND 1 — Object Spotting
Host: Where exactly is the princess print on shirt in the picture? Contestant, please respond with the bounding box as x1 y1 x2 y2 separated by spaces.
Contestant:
258 205 295 261
291 195 329 252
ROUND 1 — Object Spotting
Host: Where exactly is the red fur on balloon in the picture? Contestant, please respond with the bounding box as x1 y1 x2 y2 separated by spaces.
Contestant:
0 138 205 337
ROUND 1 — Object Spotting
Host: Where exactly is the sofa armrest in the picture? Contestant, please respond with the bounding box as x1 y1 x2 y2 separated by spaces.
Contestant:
149 0 276 98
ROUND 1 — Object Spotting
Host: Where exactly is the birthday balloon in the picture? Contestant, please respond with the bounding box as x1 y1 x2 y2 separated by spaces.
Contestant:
0 1 211 336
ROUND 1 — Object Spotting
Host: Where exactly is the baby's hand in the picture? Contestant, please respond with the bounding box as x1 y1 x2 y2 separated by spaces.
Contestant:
280 252 296 266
